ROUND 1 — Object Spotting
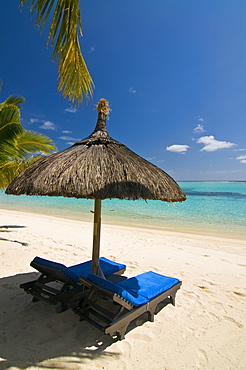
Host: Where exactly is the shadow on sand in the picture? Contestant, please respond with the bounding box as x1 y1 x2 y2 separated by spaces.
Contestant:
0 225 28 246
0 272 123 369
0 225 170 368
0 270 168 369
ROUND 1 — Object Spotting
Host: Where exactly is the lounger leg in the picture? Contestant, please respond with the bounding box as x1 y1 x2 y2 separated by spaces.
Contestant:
56 303 68 313
170 293 176 306
116 325 128 340
149 308 155 322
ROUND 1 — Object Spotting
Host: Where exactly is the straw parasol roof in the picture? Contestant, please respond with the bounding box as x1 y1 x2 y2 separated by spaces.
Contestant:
6 99 186 274
6 99 186 202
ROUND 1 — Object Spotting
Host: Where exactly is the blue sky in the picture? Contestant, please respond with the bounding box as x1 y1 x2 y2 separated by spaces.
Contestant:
1 0 246 181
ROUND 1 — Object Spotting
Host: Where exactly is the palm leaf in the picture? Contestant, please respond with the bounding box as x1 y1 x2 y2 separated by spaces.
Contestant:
0 156 43 189
0 97 24 141
20 0 94 105
0 131 56 163
2 95 26 106
0 161 19 189
0 94 57 188
12 130 57 157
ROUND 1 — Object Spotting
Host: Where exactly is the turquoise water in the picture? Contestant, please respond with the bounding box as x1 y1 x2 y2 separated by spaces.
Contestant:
1 182 246 239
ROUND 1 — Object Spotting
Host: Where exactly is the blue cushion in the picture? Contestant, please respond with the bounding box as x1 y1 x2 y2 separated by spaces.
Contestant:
69 257 126 278
32 257 79 282
88 271 181 307
32 256 126 283
118 271 180 300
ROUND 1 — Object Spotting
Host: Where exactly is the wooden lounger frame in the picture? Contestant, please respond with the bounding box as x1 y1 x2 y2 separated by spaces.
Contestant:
71 276 182 340
20 261 126 312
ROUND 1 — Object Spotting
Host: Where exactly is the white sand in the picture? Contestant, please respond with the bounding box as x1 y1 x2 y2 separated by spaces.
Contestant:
0 209 245 370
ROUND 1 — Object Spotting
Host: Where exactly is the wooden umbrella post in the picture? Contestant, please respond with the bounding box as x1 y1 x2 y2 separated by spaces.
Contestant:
92 198 102 274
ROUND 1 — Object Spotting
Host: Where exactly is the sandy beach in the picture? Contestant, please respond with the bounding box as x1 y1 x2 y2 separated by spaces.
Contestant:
0 208 245 370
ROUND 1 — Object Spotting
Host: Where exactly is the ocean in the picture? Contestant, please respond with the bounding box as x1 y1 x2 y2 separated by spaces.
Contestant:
1 182 246 239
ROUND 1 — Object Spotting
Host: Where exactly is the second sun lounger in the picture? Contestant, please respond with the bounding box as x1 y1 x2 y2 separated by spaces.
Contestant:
20 256 126 311
71 271 182 340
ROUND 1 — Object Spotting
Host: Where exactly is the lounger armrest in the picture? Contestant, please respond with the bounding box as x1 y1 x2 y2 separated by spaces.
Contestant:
113 294 134 310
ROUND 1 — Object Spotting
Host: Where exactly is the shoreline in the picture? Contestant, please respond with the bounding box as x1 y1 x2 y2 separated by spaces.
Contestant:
1 180 246 242
1 205 245 242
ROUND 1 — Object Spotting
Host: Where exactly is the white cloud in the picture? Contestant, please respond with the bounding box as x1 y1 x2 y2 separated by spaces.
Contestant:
59 136 81 141
62 130 72 134
166 144 190 154
28 117 56 130
236 155 246 164
29 118 40 124
197 135 236 152
89 46 95 53
39 120 55 130
193 124 206 133
128 87 136 94
237 155 246 160
65 107 77 113
198 117 204 122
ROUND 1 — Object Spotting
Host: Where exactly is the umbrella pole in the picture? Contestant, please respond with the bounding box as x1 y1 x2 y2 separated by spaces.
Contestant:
92 198 102 274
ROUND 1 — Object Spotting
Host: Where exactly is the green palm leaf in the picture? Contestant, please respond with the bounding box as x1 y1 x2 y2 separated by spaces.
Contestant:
0 158 40 189
0 94 57 189
0 130 56 164
0 95 25 141
0 161 20 189
11 130 57 158
2 95 26 106
20 0 94 105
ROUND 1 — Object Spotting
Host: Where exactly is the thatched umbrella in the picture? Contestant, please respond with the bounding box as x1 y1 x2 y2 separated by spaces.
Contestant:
6 99 186 274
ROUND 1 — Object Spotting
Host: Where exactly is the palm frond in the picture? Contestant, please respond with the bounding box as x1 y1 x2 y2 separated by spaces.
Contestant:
13 130 57 157
0 98 24 141
1 131 56 163
0 161 18 189
0 156 43 189
19 0 94 105
2 95 26 106
0 142 20 163
0 94 57 188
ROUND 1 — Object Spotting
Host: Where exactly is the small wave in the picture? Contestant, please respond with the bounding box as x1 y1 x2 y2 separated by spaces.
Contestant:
185 191 246 198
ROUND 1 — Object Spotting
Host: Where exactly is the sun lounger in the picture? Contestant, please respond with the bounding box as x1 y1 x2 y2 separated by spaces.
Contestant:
71 271 182 340
20 256 126 311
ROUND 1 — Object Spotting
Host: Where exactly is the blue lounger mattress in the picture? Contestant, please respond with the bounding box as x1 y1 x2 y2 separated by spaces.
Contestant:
31 256 126 282
88 271 181 306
